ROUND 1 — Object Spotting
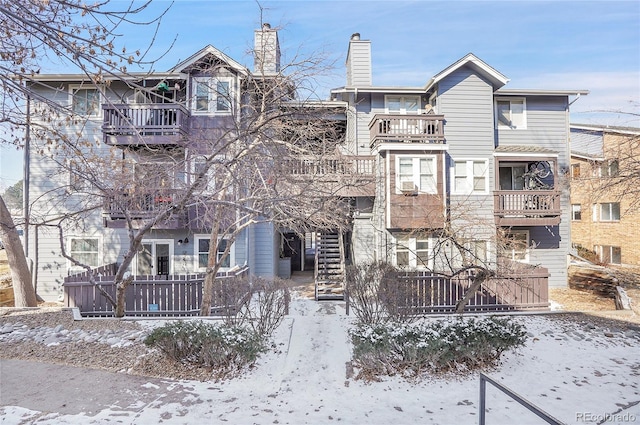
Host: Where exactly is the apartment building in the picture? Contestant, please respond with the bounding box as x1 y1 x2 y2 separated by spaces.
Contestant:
24 28 586 304
570 124 640 265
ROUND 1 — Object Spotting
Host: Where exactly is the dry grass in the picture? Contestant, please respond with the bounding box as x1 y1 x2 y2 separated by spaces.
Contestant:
550 286 640 324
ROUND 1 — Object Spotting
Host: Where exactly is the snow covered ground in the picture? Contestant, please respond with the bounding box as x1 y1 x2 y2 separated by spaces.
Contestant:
2 294 640 425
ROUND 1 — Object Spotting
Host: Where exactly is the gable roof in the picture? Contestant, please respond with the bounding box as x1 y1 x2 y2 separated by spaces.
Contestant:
425 53 509 92
169 45 248 75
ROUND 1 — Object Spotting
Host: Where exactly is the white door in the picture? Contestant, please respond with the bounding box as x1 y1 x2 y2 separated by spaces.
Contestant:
136 240 173 276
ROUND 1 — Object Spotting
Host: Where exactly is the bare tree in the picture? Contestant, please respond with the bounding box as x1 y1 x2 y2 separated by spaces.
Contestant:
15 10 362 317
0 195 36 306
377 193 542 315
0 0 171 306
584 117 640 213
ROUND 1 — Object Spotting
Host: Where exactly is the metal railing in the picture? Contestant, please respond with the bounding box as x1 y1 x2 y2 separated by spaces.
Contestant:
479 373 565 425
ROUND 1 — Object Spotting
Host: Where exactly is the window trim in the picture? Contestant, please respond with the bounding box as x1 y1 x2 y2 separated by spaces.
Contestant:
598 202 620 222
68 85 102 117
495 97 527 130
394 235 433 269
571 163 581 179
68 236 101 270
191 76 235 115
194 234 234 272
451 158 489 195
395 155 437 194
571 204 582 221
594 245 622 264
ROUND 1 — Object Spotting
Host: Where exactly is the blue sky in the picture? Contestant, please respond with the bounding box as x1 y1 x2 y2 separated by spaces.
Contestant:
1 0 639 189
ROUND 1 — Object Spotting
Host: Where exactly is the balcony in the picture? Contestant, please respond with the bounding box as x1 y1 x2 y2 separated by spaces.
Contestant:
284 155 376 196
494 190 561 226
369 114 445 148
102 103 190 146
104 189 187 229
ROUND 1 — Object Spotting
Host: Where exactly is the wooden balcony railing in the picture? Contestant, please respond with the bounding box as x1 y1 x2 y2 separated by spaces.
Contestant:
102 103 190 146
494 190 561 226
286 155 375 176
105 189 185 222
369 114 445 147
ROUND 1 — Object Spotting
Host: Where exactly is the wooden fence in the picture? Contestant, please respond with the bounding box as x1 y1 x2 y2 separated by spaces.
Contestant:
348 268 549 315
63 267 250 317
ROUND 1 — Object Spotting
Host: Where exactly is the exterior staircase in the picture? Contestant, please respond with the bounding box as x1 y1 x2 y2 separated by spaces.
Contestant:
314 231 345 300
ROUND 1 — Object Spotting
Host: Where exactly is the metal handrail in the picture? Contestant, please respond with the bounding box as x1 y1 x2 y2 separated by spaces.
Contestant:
479 373 566 425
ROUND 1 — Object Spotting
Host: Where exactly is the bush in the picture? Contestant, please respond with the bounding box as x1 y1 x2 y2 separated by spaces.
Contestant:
241 277 290 338
346 262 418 325
212 275 290 339
144 320 266 378
350 316 527 380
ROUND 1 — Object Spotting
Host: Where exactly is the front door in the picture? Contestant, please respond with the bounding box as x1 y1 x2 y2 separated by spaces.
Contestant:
136 240 172 275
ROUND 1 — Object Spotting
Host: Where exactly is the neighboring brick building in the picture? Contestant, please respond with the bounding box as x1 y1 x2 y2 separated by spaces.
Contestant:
570 124 640 265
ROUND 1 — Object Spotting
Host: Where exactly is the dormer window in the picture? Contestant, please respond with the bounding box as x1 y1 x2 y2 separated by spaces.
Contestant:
496 98 526 129
192 77 234 115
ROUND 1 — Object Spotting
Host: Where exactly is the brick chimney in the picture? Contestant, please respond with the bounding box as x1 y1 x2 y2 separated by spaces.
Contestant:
254 23 281 75
346 33 372 86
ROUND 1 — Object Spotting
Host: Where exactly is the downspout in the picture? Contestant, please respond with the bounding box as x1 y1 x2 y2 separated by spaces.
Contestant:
354 88 358 156
23 94 30 258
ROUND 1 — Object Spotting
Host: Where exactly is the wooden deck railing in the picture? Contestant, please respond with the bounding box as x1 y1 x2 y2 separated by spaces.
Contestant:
102 103 189 145
369 114 445 146
105 189 185 220
286 155 375 176
494 190 561 226
347 267 549 315
63 266 250 317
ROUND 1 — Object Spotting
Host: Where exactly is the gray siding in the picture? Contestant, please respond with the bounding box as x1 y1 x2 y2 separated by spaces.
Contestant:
249 221 277 277
496 95 572 287
438 66 496 226
352 214 376 264
346 40 372 87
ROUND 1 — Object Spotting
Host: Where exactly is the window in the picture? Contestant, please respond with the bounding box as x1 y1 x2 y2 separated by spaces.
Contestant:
385 95 420 114
496 98 526 129
599 203 620 221
596 159 619 177
192 157 216 193
192 77 234 114
395 235 432 269
501 231 529 262
571 163 581 179
499 164 526 190
595 245 622 264
195 236 232 271
452 159 488 194
397 156 436 194
571 204 582 221
69 238 100 267
70 86 100 116
450 239 490 267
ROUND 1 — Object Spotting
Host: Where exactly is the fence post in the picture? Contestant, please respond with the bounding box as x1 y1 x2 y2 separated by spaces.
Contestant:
479 374 487 425
345 283 349 316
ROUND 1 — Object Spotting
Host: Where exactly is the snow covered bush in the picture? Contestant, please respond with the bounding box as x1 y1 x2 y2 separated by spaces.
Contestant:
144 320 266 377
240 276 290 338
349 316 527 380
346 262 418 325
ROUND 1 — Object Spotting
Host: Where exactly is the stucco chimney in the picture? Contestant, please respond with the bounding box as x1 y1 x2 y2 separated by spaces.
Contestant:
346 33 371 86
254 23 281 75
